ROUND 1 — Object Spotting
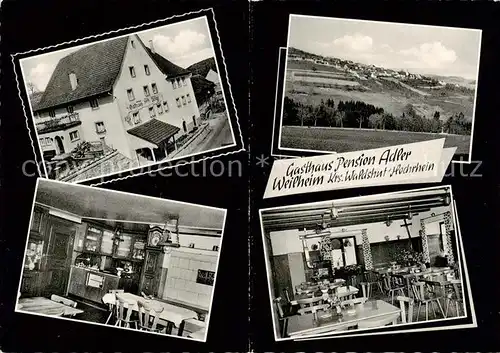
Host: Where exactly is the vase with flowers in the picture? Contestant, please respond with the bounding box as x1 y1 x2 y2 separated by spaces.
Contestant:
326 293 342 317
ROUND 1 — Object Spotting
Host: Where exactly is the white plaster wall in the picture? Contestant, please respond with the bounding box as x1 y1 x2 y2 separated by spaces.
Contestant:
112 35 201 144
177 233 221 250
269 220 421 256
38 126 83 155
76 95 133 159
36 96 132 159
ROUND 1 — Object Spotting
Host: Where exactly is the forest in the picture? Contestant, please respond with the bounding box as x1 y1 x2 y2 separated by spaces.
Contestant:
282 97 472 135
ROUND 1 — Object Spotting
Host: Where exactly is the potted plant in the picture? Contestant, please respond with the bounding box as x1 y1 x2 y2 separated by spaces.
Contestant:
342 264 363 287
391 246 424 267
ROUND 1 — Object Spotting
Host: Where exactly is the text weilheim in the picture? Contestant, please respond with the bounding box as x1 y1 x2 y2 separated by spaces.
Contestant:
272 147 435 191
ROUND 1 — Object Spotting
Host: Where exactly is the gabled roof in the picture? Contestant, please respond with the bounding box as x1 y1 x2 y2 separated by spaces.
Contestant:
36 37 129 111
187 57 217 78
128 119 180 145
144 47 190 79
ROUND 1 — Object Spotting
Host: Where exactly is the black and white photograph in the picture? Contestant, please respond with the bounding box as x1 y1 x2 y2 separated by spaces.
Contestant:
15 178 227 342
278 15 482 162
260 186 474 340
18 14 238 183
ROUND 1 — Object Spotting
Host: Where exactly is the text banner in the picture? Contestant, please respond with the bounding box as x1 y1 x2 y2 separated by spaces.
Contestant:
264 139 455 198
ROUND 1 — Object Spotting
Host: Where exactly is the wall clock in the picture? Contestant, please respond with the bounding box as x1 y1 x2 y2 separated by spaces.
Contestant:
148 227 163 247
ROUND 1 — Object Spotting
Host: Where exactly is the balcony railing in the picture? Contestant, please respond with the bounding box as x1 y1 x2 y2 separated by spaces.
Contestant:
36 113 81 131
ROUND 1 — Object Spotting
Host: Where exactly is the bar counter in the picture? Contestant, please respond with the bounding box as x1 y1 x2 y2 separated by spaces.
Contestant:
66 265 120 303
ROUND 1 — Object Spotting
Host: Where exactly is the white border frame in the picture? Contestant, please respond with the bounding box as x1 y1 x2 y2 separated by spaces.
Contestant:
272 14 482 164
12 8 245 185
259 184 477 341
15 178 229 343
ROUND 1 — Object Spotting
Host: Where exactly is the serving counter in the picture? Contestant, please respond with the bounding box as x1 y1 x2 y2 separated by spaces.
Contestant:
66 266 120 303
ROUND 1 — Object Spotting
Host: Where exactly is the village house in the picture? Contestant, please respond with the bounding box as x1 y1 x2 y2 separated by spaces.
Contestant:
33 34 202 165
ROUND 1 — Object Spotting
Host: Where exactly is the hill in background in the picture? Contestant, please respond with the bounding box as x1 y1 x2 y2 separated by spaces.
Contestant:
187 57 217 78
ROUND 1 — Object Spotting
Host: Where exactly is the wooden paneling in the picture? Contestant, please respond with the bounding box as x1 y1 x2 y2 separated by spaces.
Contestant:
67 266 120 303
288 252 306 292
22 212 76 297
45 219 75 296
139 248 164 297
30 206 46 237
21 271 52 298
427 234 441 266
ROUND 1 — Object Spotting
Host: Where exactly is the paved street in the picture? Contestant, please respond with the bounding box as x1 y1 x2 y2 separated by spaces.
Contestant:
193 115 235 153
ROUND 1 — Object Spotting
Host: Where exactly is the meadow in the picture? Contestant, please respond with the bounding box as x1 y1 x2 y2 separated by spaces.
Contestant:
280 126 471 156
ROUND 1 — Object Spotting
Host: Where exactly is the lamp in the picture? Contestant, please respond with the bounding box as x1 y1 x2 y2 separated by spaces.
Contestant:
330 204 338 219
407 205 413 220
385 216 392 227
301 228 313 269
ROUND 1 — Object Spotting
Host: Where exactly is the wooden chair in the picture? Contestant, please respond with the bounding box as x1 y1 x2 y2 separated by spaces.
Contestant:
296 296 323 309
273 297 296 338
444 279 464 318
397 295 414 323
105 289 124 325
297 303 330 316
137 300 165 332
282 288 292 303
383 275 406 305
50 294 78 317
296 284 320 296
114 295 138 329
360 271 384 299
412 281 445 321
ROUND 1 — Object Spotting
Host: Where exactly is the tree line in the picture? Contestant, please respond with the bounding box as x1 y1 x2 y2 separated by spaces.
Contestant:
282 96 472 135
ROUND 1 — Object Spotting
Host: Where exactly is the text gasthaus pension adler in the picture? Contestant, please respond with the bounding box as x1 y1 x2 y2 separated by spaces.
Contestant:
272 147 436 191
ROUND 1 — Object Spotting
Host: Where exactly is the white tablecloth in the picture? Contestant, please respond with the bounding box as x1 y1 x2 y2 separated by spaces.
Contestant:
102 292 197 327
336 285 359 298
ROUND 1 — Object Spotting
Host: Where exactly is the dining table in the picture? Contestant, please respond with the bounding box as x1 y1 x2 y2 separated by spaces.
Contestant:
296 279 346 295
101 292 198 336
290 285 360 305
421 277 460 295
17 297 84 317
391 267 454 297
286 299 401 338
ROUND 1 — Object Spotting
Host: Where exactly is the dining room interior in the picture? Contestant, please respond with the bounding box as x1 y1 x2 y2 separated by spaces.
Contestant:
16 179 226 341
260 186 468 340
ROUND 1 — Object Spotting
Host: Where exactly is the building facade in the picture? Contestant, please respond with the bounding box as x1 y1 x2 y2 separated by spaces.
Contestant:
205 69 222 94
33 34 201 165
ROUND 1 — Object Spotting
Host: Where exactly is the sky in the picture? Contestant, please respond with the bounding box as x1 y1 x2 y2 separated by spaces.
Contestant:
288 15 482 80
20 16 216 92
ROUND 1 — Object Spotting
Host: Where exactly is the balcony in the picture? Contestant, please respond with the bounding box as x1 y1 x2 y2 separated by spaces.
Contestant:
36 113 81 134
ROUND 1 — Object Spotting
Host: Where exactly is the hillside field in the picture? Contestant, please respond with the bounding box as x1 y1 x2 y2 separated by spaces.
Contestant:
285 60 476 121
